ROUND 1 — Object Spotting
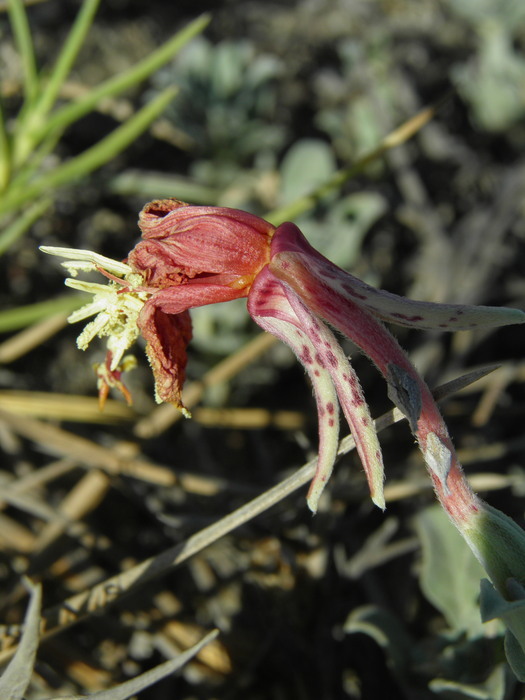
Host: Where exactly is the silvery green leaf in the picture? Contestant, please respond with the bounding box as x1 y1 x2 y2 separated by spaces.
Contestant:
480 578 525 681
429 663 507 699
279 138 336 205
415 505 486 637
0 580 41 700
344 605 413 678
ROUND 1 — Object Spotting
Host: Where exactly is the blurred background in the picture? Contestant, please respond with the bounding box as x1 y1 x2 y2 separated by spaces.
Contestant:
1 0 525 697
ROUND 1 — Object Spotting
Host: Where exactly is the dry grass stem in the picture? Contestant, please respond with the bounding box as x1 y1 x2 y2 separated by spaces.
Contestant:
0 312 70 364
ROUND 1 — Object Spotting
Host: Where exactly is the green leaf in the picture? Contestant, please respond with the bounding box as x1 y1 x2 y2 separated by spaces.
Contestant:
415 505 486 636
299 191 386 269
442 0 525 30
504 630 525 684
453 24 525 132
279 138 336 206
344 604 413 678
328 192 386 248
265 101 440 226
479 578 525 681
429 664 507 699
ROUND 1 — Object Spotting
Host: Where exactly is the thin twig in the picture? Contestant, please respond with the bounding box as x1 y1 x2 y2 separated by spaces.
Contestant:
265 93 452 226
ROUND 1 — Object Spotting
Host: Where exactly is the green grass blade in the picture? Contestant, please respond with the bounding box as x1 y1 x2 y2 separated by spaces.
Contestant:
7 0 39 107
0 101 11 190
0 197 51 255
0 87 177 217
7 129 62 192
35 14 210 144
0 294 85 333
13 0 101 169
44 86 178 183
34 0 100 120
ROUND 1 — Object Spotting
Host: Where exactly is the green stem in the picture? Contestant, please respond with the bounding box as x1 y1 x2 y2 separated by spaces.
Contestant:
7 130 62 192
108 170 221 204
0 294 86 333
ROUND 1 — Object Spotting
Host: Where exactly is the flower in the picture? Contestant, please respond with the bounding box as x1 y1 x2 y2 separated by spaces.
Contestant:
42 198 525 513
41 200 272 414
42 200 525 675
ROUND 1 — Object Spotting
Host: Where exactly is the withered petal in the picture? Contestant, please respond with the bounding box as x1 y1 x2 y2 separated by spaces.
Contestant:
137 301 193 408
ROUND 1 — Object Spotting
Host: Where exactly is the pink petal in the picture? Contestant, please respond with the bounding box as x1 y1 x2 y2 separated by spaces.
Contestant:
249 267 385 511
133 199 273 279
128 238 202 286
248 268 341 512
281 282 385 510
151 283 249 316
271 222 525 330
271 249 482 521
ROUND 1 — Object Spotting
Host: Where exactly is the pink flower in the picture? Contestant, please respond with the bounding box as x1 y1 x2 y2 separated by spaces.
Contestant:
42 202 525 673
127 199 272 409
42 199 525 513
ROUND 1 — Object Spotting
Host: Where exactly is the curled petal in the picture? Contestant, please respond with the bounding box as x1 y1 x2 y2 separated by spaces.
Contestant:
137 301 193 411
271 248 402 373
134 199 273 280
271 222 525 331
271 247 436 420
281 282 385 510
95 353 136 408
127 238 202 286
249 268 340 512
249 267 385 510
271 246 483 520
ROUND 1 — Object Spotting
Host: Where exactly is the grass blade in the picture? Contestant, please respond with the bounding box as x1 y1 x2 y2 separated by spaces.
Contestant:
0 87 177 217
0 101 10 190
12 0 101 167
33 0 100 121
0 197 51 255
59 630 219 700
7 0 39 108
34 14 210 143
0 365 497 659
